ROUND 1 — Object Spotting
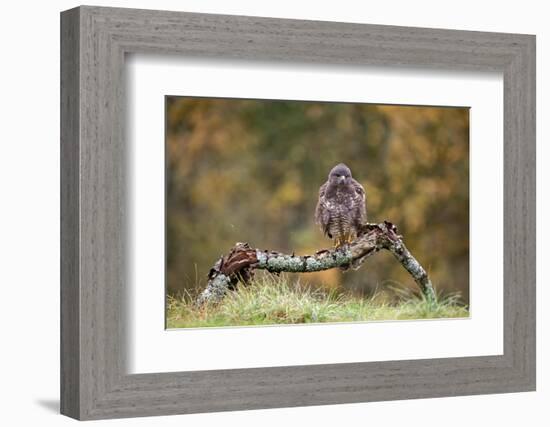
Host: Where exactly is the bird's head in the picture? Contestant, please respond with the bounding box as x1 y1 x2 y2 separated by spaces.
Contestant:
328 163 352 186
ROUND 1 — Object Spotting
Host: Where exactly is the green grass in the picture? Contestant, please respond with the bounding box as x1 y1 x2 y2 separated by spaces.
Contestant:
166 275 469 329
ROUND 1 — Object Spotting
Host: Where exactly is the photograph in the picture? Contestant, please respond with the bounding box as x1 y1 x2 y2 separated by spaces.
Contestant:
165 96 470 328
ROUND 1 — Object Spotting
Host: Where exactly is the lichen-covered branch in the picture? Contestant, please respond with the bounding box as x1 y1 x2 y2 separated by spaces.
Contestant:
196 221 436 306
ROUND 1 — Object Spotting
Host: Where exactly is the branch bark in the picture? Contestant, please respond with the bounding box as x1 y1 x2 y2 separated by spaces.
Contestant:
196 221 436 306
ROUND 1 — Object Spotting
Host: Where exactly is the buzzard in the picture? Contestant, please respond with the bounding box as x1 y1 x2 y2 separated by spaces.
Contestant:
315 163 367 248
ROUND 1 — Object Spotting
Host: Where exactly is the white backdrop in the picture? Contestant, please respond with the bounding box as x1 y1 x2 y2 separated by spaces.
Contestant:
0 1 546 426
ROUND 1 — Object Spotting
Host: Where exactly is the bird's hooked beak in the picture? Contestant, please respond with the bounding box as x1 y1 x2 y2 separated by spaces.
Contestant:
339 176 346 184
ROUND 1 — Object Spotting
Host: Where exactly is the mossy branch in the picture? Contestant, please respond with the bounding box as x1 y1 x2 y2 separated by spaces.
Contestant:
196 221 436 306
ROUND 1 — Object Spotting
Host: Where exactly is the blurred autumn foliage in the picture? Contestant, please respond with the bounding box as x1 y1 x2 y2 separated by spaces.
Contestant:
166 97 469 303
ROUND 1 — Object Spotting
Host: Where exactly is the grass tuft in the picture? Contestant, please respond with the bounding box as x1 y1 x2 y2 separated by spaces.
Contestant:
167 275 469 329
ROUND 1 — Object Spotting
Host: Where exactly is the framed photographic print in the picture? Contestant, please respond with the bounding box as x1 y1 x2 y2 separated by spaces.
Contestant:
61 5 535 420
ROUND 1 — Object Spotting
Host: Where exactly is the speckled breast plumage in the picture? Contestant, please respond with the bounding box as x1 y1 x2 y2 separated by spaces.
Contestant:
326 190 355 242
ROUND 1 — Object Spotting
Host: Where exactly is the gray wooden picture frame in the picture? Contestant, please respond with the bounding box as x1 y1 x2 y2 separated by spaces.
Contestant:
60 5 536 420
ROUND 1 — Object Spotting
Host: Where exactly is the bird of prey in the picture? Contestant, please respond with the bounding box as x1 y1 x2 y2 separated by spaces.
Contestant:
315 163 367 248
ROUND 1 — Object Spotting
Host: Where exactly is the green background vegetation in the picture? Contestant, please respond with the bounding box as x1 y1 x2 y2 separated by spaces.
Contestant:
166 97 469 309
